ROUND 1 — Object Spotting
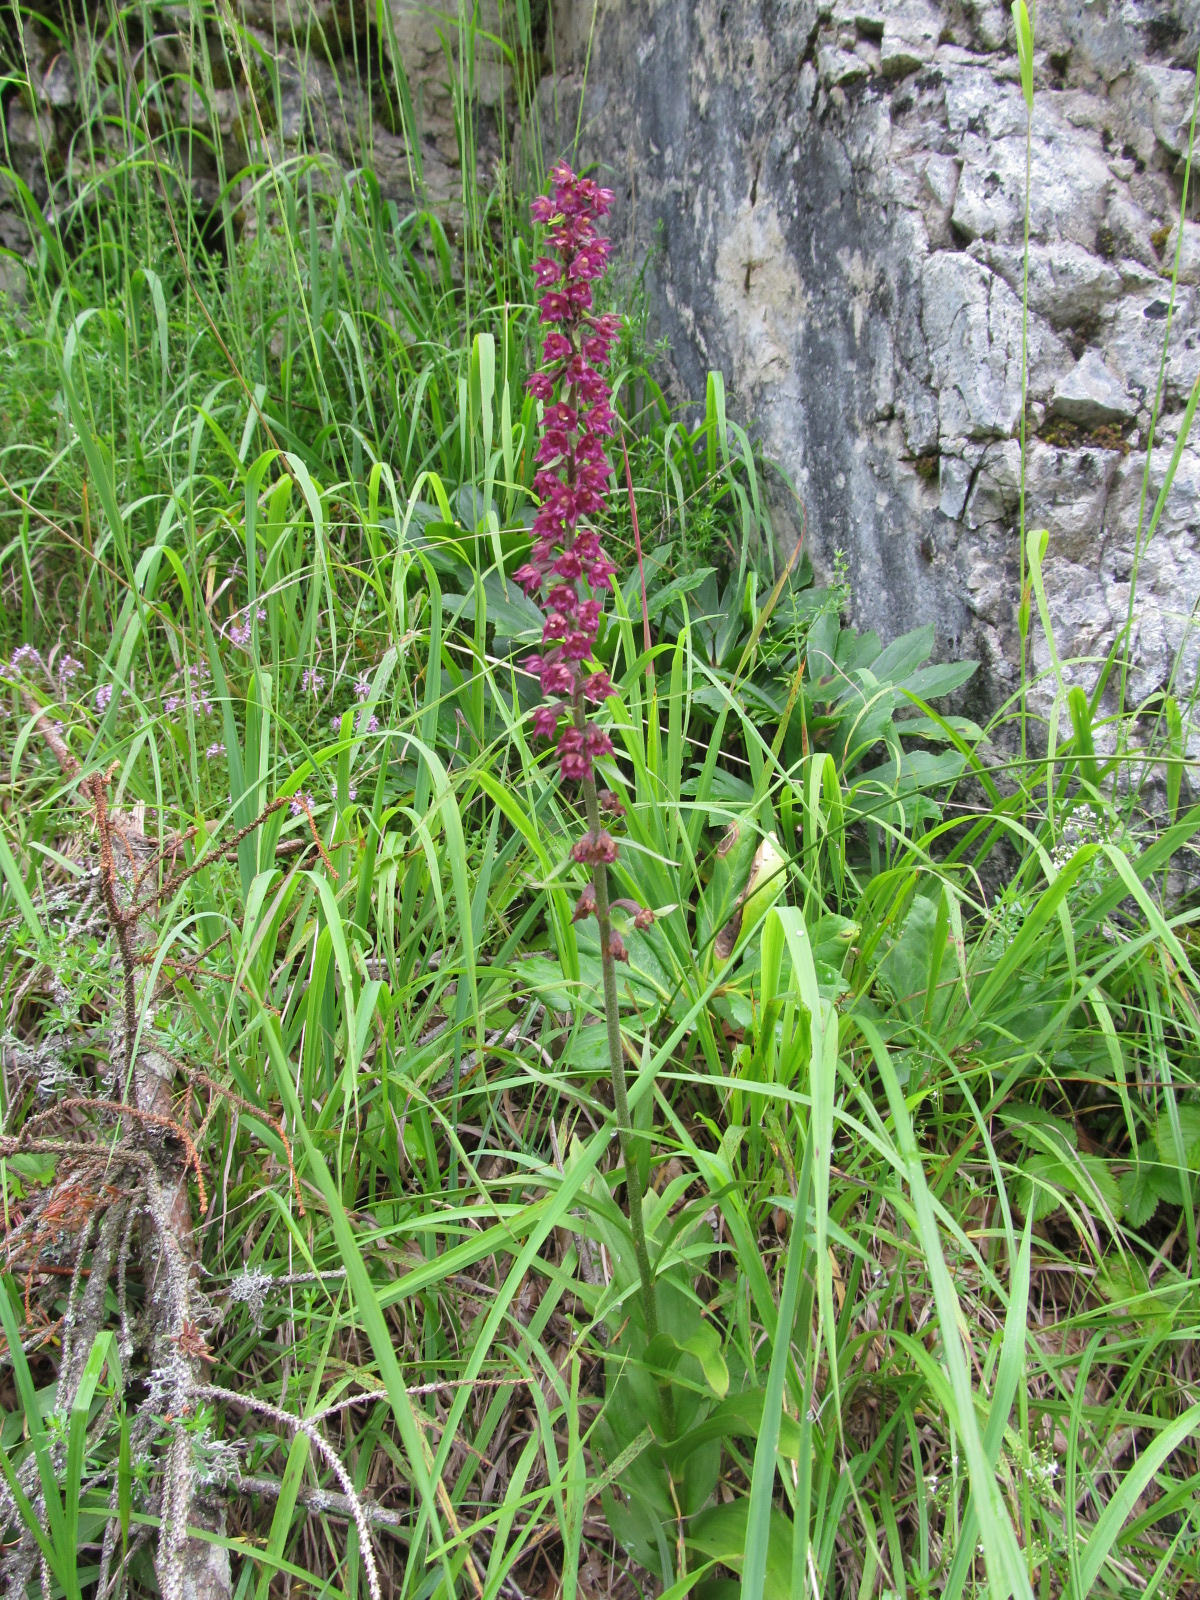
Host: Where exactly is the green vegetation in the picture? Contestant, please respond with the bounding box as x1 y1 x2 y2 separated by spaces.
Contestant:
1 2 1198 1596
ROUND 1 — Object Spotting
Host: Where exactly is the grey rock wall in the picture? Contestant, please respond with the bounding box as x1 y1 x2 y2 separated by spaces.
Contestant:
547 0 1200 716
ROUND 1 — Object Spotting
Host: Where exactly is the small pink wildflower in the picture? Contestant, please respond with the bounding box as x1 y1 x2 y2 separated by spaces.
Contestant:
571 830 619 866
573 883 599 922
7 644 42 676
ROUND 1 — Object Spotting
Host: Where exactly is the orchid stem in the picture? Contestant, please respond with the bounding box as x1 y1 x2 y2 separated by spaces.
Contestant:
582 774 674 1434
581 773 660 1342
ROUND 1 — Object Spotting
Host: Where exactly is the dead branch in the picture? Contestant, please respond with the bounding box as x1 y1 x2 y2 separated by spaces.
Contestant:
200 1384 383 1600
232 1471 408 1532
0 769 336 1600
19 686 80 778
87 768 140 1086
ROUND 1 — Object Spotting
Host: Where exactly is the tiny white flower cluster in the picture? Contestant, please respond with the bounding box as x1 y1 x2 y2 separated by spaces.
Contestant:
1050 818 1098 875
1023 1445 1061 1492
1048 814 1132 884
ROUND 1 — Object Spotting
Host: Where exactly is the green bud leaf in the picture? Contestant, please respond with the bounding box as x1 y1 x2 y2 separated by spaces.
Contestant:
644 1325 730 1399
1012 0 1034 111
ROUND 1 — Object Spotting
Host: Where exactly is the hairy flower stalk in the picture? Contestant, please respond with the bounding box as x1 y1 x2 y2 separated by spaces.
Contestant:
521 163 663 1360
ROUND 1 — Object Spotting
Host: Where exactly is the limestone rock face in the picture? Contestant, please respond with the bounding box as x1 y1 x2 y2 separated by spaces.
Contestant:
546 0 1200 713
1051 349 1138 426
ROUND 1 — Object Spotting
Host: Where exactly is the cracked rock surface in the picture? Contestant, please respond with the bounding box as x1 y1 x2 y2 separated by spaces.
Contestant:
546 0 1200 716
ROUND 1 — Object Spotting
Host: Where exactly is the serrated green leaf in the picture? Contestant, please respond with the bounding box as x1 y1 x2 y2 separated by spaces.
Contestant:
1119 1160 1161 1229
1154 1104 1200 1172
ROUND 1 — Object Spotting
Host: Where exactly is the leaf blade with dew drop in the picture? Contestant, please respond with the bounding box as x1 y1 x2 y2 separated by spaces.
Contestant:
132 267 170 408
65 1332 114 1554
941 1209 1034 1600
850 1016 1036 1600
253 1000 455 1595
744 907 831 1600
253 1432 310 1600
1165 695 1185 821
0 822 42 946
0 1279 80 1599
284 453 336 664
1067 684 1102 794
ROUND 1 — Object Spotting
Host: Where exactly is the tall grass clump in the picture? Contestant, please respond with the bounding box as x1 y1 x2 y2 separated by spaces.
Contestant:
0 1 1198 1596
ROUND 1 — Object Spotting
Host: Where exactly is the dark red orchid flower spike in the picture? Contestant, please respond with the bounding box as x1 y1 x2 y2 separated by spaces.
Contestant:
520 163 665 1369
